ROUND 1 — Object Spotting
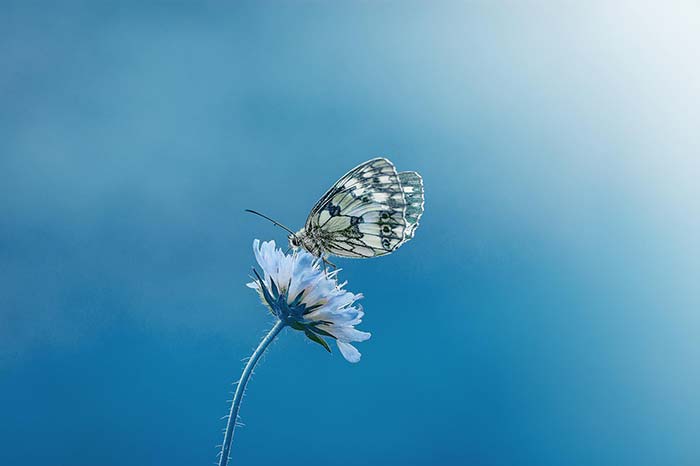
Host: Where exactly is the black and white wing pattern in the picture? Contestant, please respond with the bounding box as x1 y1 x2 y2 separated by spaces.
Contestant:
398 171 424 240
304 158 424 258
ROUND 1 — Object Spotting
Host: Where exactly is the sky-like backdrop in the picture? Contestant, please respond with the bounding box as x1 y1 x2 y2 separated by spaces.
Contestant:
1 2 699 465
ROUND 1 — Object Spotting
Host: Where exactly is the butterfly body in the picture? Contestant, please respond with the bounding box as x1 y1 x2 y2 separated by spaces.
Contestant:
289 158 424 259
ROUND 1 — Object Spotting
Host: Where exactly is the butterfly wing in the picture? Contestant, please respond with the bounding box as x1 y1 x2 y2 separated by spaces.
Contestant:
304 158 421 258
398 171 424 241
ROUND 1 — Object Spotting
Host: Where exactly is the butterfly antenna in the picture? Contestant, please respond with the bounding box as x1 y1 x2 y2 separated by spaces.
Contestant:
244 209 297 236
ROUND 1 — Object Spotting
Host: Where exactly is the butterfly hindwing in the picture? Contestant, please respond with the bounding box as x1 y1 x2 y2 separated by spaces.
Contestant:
398 171 424 241
305 158 410 258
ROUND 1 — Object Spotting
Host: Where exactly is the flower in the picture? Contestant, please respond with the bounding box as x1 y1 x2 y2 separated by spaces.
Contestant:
246 239 371 363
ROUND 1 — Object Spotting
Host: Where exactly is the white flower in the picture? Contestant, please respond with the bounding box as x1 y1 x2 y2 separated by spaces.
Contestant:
247 239 371 363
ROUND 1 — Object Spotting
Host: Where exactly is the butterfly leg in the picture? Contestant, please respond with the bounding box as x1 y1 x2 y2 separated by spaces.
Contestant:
322 256 337 275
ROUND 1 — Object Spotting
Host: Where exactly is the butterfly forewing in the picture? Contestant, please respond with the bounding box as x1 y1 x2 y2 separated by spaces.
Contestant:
305 158 411 258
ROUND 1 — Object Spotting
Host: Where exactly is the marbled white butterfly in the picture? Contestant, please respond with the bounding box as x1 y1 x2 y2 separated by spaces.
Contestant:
247 158 424 260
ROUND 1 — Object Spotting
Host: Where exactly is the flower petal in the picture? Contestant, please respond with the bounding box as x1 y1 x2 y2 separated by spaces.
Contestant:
337 341 362 363
318 324 371 343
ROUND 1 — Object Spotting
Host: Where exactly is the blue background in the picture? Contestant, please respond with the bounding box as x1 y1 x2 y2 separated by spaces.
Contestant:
2 2 699 465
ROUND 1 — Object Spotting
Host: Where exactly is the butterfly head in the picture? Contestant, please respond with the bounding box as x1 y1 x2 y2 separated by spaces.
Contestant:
289 228 321 256
288 233 301 249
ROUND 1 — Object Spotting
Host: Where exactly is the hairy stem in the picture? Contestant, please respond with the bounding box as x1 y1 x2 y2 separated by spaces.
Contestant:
218 319 285 466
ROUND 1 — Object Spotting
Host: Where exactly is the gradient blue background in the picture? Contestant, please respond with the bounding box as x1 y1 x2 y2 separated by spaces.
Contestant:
2 2 699 465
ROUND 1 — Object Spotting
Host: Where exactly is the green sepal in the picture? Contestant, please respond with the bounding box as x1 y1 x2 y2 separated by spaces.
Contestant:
304 329 332 353
289 321 306 331
302 302 324 314
289 289 306 308
308 324 336 339
252 268 275 308
269 276 280 298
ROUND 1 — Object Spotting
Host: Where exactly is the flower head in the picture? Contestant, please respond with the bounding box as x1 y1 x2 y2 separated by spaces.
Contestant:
247 239 371 363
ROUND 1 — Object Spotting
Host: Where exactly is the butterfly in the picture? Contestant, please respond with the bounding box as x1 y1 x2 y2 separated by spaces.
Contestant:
247 157 424 261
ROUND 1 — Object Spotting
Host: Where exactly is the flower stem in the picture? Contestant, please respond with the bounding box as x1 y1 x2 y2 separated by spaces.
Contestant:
218 319 285 466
